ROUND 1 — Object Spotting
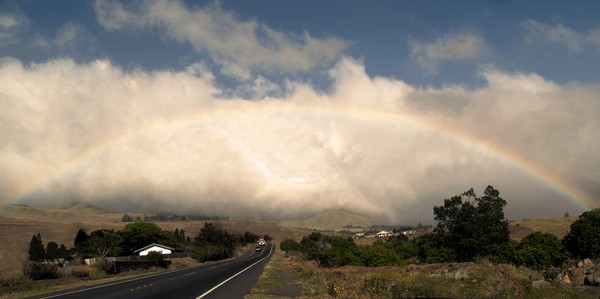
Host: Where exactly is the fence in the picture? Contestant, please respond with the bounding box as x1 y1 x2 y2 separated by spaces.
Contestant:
84 252 190 265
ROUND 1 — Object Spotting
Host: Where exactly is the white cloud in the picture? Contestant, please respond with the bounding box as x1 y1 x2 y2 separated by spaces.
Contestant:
93 0 347 79
0 57 598 223
410 31 487 75
521 20 600 52
0 12 28 45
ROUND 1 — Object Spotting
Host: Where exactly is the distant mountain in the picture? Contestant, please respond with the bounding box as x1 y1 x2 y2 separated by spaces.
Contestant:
279 209 374 231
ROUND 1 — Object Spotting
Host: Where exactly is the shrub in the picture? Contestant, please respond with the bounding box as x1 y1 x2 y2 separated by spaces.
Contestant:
515 232 567 270
280 239 302 252
94 258 115 274
22 261 59 280
70 268 90 279
145 251 164 262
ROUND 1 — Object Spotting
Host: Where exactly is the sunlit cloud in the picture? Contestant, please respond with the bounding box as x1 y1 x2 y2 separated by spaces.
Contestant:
93 0 347 79
1 57 598 223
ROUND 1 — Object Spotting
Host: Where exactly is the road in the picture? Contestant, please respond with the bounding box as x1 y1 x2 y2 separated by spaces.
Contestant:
28 244 274 299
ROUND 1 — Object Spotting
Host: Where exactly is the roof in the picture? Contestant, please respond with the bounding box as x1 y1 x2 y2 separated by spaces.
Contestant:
133 243 175 253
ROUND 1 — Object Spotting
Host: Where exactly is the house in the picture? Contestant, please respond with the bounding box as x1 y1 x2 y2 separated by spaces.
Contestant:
376 230 392 238
134 243 174 256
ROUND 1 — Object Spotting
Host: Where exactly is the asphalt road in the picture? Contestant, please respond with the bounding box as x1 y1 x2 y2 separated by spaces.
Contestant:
28 244 274 299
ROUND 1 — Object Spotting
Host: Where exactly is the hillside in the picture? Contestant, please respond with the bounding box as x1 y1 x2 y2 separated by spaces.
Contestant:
508 216 576 241
279 209 374 231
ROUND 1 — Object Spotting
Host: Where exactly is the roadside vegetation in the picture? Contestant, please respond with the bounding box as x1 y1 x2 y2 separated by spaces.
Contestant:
0 222 265 297
278 186 600 297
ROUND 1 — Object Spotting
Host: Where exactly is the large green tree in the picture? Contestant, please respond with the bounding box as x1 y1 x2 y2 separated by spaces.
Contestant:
562 208 600 259
432 186 510 262
88 229 124 258
119 222 164 255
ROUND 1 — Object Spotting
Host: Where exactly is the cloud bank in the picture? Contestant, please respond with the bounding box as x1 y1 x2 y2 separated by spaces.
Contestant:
1 56 598 223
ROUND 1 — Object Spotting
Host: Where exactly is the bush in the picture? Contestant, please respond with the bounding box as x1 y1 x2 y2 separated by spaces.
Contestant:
22 261 59 280
515 232 567 270
70 268 90 279
145 251 164 262
94 258 115 274
280 239 302 252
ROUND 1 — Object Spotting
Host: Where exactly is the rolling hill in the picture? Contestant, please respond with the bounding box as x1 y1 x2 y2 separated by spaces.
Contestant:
278 209 374 231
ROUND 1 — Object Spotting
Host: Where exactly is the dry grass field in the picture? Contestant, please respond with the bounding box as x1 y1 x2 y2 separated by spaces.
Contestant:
0 203 579 274
0 203 312 275
508 216 577 241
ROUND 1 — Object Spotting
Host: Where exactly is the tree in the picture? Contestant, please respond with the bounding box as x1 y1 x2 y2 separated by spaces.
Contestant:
88 229 124 258
515 232 567 270
192 223 238 262
121 213 133 222
45 241 60 260
432 186 510 262
119 222 164 255
74 228 89 257
562 208 600 259
28 233 46 262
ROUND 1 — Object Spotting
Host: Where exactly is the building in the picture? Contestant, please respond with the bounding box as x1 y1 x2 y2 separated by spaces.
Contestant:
376 230 392 238
134 243 175 256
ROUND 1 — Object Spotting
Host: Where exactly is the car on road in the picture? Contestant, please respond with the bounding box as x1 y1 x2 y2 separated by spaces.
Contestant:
254 246 261 251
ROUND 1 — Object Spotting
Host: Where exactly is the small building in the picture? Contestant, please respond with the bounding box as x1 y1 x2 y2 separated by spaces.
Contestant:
376 230 392 238
134 243 174 256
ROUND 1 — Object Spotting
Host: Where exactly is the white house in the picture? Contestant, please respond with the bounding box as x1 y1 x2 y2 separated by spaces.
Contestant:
134 243 174 256
376 230 392 238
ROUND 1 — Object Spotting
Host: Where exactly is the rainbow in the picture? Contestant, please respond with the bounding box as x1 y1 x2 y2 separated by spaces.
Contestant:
3 102 596 211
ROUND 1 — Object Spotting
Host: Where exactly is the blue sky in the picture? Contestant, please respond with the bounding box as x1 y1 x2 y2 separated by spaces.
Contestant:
1 0 599 222
4 0 600 87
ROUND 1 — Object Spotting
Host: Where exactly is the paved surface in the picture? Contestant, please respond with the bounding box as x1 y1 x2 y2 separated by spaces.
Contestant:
28 244 274 299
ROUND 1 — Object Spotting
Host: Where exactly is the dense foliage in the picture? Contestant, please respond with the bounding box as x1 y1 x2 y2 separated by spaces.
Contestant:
514 232 567 270
432 186 510 262
562 208 600 259
281 232 407 267
283 186 599 273
28 233 46 262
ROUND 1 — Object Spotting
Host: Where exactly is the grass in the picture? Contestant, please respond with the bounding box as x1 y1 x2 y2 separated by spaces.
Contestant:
509 217 576 241
246 245 302 299
284 259 600 298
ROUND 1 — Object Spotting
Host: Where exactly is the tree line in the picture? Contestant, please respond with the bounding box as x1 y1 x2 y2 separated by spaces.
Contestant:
281 186 600 272
25 222 265 280
121 212 227 222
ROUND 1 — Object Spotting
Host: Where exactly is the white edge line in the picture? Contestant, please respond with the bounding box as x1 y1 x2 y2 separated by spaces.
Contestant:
196 245 274 299
39 263 202 299
40 250 260 299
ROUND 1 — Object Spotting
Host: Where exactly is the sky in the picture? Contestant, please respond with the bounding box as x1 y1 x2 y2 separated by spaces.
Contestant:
1 0 599 224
